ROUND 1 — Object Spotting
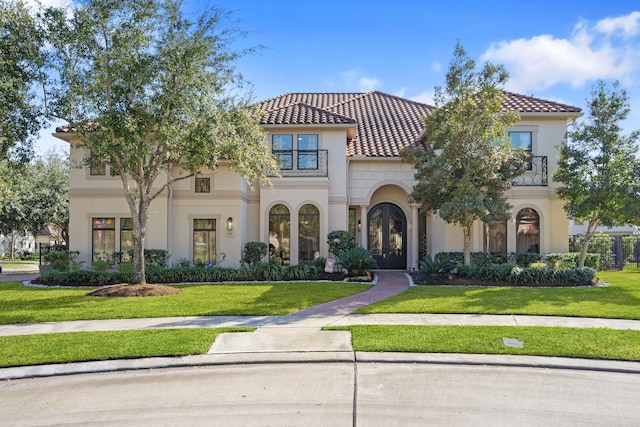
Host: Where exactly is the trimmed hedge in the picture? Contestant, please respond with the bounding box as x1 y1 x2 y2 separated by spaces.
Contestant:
435 251 541 267
546 253 600 269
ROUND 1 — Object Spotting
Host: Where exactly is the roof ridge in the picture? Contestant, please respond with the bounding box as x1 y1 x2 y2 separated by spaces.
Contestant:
323 92 372 109
262 101 357 123
369 90 435 108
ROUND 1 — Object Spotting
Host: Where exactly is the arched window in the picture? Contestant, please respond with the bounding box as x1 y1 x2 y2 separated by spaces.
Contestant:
269 204 290 265
516 208 540 254
298 204 320 264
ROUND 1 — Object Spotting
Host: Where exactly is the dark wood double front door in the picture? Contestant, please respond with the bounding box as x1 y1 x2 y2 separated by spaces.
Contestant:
368 203 406 269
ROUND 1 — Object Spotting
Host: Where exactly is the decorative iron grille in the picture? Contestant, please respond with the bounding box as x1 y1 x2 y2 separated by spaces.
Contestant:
512 156 547 186
269 150 328 177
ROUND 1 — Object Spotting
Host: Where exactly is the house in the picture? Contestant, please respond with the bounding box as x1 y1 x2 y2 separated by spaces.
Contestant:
55 91 582 269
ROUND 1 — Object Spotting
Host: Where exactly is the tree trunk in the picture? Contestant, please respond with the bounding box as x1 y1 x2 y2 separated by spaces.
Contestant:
128 190 150 286
463 223 472 266
579 218 599 268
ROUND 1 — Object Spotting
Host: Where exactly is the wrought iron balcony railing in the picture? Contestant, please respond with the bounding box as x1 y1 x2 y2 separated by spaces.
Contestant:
268 149 328 177
512 156 547 186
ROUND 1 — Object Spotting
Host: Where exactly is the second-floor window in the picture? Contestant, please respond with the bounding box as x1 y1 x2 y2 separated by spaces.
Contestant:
509 131 533 170
195 177 210 193
90 160 106 176
272 134 293 170
297 134 318 170
272 134 319 170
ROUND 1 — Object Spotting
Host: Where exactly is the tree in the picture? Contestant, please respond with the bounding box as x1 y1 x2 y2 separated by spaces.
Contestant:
0 153 69 257
42 0 278 284
0 0 46 161
554 80 640 268
401 42 528 266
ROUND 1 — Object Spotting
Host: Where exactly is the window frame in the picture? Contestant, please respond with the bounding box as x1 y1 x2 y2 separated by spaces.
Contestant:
193 218 216 265
272 134 294 170
297 134 319 170
195 177 211 193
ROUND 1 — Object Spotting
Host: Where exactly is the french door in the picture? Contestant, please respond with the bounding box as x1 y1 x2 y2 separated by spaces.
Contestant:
367 203 406 269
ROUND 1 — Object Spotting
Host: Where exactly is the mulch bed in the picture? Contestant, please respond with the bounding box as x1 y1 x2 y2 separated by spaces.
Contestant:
85 284 181 297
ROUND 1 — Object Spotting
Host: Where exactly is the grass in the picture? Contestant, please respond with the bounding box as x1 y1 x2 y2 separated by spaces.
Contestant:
0 281 370 324
0 328 252 368
327 325 640 361
355 267 640 319
0 259 38 270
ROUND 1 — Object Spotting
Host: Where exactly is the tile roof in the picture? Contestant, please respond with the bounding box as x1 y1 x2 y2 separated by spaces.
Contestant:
257 91 433 157
257 90 581 158
502 91 582 113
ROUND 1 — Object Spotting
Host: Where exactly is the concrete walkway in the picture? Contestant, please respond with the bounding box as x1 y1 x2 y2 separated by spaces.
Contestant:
3 270 640 380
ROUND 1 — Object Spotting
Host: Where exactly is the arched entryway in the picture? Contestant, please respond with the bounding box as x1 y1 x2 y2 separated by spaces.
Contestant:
516 208 540 254
368 203 407 269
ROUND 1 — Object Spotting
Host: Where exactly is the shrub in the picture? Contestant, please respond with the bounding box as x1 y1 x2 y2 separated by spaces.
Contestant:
337 247 377 276
242 242 268 267
91 260 109 272
118 262 133 273
435 252 464 266
415 255 455 284
456 264 471 277
470 265 505 282
546 253 600 269
284 264 313 280
326 230 357 258
43 250 81 271
144 249 169 268
172 258 192 268
313 256 327 270
251 260 286 281
514 252 541 266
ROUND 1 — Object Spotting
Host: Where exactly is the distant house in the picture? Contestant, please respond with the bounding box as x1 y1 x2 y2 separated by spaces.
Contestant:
569 221 640 237
54 91 581 269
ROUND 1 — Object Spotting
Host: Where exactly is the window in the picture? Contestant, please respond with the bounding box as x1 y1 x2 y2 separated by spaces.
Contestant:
193 219 216 264
92 218 115 262
272 134 293 170
485 221 507 253
509 131 533 170
297 134 318 170
348 208 357 236
299 204 320 264
195 177 210 193
269 204 290 265
516 208 540 254
120 218 133 262
90 160 106 176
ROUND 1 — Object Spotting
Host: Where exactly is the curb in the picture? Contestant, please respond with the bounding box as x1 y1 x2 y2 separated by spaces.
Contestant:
3 351 640 381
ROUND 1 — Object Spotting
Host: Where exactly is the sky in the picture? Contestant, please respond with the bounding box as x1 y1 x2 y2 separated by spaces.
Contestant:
35 0 640 154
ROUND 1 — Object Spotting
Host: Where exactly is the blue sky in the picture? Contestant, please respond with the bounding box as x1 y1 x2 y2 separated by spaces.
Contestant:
37 0 640 153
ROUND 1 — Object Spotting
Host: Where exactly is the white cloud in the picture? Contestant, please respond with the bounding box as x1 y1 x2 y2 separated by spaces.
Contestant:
481 11 640 93
410 89 435 105
595 11 640 38
339 69 381 92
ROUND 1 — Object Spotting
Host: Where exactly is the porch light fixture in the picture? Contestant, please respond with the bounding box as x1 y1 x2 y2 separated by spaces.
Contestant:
357 220 362 231
227 217 233 231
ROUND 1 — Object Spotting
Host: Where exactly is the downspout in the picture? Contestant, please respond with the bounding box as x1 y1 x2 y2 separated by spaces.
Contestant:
166 169 173 261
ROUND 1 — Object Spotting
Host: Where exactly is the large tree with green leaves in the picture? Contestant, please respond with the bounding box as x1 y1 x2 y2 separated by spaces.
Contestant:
42 0 278 284
0 0 46 161
402 42 528 266
554 80 640 268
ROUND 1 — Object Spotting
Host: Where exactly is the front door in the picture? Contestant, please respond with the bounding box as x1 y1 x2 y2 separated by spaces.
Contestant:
368 203 407 269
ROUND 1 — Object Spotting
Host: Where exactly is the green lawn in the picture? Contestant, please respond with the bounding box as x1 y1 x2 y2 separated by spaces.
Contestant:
0 260 38 270
0 328 252 368
0 281 370 324
355 267 640 319
327 325 640 361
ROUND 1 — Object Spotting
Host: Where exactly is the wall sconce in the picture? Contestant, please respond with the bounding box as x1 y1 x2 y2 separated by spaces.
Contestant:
225 217 234 237
357 220 362 232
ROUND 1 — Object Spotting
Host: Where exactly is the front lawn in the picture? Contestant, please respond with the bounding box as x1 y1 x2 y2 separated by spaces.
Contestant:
327 325 640 361
0 328 252 367
356 267 640 319
0 281 370 324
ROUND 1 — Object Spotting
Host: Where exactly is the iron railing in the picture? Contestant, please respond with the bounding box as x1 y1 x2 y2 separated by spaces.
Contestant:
512 156 547 186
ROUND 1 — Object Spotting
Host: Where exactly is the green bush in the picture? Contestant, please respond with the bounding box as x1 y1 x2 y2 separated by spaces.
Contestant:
415 255 456 284
337 247 377 276
546 253 600 269
326 230 357 258
242 242 268 267
144 249 169 268
251 260 286 281
456 264 471 277
43 250 81 271
284 264 314 280
91 260 109 272
470 265 506 282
